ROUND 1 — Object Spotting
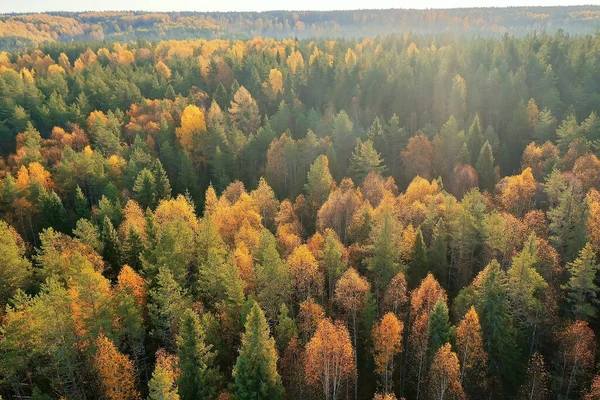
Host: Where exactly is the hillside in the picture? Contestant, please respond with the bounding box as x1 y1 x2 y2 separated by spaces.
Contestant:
1 6 600 50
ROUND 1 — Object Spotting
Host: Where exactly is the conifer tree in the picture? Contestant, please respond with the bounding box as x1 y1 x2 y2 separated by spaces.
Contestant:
410 228 428 288
101 216 122 275
562 243 600 320
476 141 496 192
349 139 386 184
177 309 220 400
133 168 157 210
275 303 298 351
429 218 449 287
148 349 180 400
233 302 285 400
474 260 519 388
428 297 451 358
74 185 90 221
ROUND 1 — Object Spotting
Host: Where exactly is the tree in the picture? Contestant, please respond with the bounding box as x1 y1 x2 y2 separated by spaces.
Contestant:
288 245 323 301
558 320 596 399
233 302 285 400
428 297 450 358
585 376 600 400
410 228 428 288
429 219 449 287
349 139 386 184
401 134 433 182
334 268 370 398
275 303 297 351
0 220 31 307
427 343 465 400
305 318 355 400
497 167 537 217
321 228 347 302
177 309 220 400
382 272 408 318
562 243 600 320
548 185 586 261
176 105 206 152
133 168 157 209
101 216 122 276
372 312 403 393
476 141 495 192
455 307 487 395
305 155 335 215
517 352 548 400
255 231 293 321
148 349 180 400
94 334 141 400
473 260 519 387
298 298 326 342
229 86 260 135
367 209 402 297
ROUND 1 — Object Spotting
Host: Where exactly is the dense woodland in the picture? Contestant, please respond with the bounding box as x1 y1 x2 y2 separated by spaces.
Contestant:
3 17 600 400
2 6 600 50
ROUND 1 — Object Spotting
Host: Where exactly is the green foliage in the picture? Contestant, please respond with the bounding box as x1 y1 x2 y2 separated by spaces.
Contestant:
428 297 451 358
233 302 285 400
177 309 221 400
562 243 600 320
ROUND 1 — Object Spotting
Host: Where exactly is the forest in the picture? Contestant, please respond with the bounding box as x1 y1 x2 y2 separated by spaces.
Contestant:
2 13 600 400
2 6 600 50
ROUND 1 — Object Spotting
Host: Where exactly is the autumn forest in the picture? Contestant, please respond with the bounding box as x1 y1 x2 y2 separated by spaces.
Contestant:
2 6 600 400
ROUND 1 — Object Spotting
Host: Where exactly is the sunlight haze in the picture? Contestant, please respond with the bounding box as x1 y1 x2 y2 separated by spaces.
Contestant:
1 0 595 13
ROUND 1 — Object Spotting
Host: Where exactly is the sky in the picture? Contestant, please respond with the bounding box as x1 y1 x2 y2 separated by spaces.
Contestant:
0 0 596 13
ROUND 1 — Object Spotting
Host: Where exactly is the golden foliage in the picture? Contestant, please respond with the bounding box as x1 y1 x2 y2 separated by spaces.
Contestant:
94 334 141 400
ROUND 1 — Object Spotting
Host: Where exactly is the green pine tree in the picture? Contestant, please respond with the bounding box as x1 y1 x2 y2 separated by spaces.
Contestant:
233 302 285 400
562 243 600 320
133 168 158 210
429 218 449 288
275 303 297 351
428 297 451 358
410 228 428 288
476 141 496 192
101 216 122 276
475 260 520 388
177 309 220 400
349 139 387 183
74 185 90 221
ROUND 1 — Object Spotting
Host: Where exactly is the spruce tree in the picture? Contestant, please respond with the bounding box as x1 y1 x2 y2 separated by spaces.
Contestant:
476 141 496 192
233 302 285 400
275 303 297 351
177 309 220 400
349 139 387 184
562 243 600 320
133 168 157 210
475 260 520 388
74 185 90 221
428 297 451 358
467 115 484 165
429 219 449 287
410 228 428 288
101 216 122 276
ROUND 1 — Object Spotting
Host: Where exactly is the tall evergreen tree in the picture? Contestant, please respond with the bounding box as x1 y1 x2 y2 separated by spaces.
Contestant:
476 141 496 192
133 168 157 210
410 228 428 288
233 302 285 400
177 309 220 400
349 139 386 184
475 260 520 388
562 243 600 320
429 218 449 288
428 297 451 358
101 216 122 276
